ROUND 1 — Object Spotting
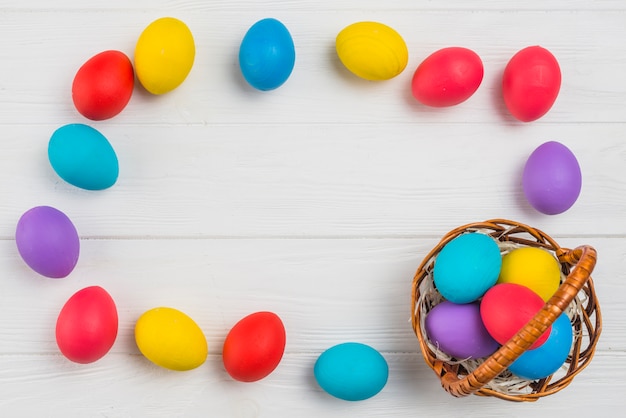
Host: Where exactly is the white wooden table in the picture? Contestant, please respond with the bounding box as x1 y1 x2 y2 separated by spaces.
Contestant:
0 1 624 416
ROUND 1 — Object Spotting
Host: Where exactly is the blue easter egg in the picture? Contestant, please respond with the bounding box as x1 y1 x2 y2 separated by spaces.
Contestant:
314 342 388 401
239 18 295 91
433 232 502 303
508 313 573 380
48 124 119 190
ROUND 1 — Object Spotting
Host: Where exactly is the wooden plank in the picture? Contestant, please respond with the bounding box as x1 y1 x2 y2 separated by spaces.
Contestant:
0 237 621 355
0 123 622 238
3 0 626 11
0 10 624 124
0 352 622 416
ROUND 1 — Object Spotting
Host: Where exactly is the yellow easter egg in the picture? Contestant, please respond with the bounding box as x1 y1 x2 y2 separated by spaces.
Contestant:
135 307 207 371
336 21 408 81
134 17 195 94
498 247 561 301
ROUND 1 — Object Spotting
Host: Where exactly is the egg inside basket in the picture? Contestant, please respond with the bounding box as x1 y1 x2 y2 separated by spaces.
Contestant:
411 219 601 402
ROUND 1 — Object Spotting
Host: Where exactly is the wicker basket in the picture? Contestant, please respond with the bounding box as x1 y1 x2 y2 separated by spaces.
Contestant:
411 219 602 402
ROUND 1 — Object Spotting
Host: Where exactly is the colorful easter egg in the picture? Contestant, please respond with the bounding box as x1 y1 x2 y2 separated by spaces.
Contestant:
425 301 500 359
134 17 195 94
480 283 551 349
336 21 408 81
314 342 388 401
411 47 483 107
522 141 582 215
56 286 118 364
48 124 119 191
135 307 207 371
223 311 286 382
498 247 561 301
433 232 502 304
15 206 80 278
239 18 296 91
502 45 561 122
72 50 134 120
508 313 573 380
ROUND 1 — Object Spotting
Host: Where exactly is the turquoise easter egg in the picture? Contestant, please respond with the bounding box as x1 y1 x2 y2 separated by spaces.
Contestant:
507 313 573 380
433 232 502 303
48 124 119 190
314 342 388 401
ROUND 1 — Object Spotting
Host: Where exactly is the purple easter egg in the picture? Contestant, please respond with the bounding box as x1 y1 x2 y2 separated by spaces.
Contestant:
522 141 582 215
425 301 499 359
15 206 80 278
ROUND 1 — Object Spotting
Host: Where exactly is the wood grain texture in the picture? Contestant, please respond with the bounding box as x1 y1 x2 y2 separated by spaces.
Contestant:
0 10 624 125
1 123 625 238
0 0 624 416
0 353 622 417
0 238 623 355
1 0 625 11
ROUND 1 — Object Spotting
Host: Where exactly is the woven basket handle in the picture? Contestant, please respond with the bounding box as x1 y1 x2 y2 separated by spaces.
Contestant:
440 245 597 397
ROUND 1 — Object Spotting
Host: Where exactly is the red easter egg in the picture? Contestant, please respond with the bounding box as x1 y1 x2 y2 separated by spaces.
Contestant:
411 47 484 107
56 286 118 364
502 45 561 122
223 311 286 382
480 283 551 349
72 50 134 121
